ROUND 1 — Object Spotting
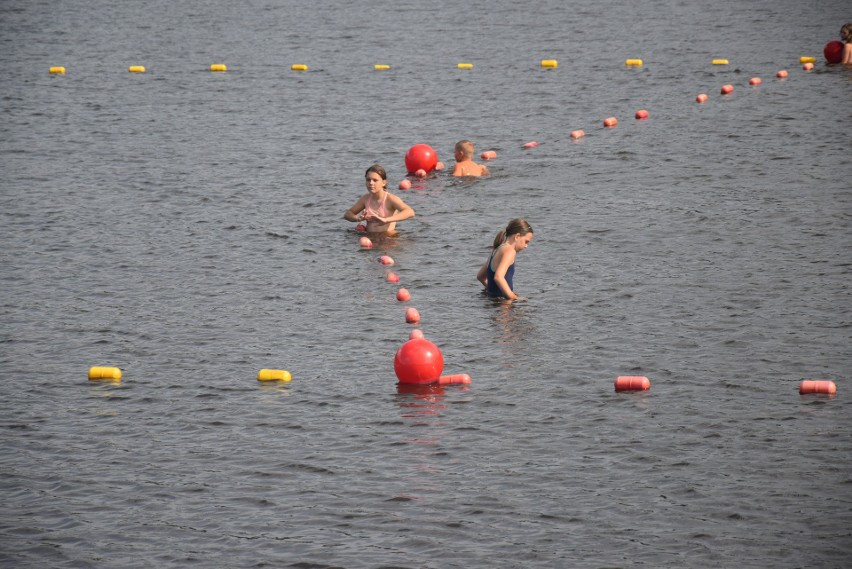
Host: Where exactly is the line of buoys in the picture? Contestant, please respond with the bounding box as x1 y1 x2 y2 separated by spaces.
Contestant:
88 366 122 381
374 64 390 70
291 64 308 71
49 66 66 75
625 59 643 67
210 64 227 72
614 376 650 392
799 380 837 395
457 63 473 70
257 369 292 382
128 65 146 73
540 59 558 69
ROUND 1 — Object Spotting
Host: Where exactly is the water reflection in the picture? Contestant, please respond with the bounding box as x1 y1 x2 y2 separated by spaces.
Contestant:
395 382 447 422
491 300 536 366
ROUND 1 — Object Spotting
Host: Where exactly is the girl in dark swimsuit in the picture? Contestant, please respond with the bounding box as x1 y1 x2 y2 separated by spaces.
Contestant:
476 219 534 300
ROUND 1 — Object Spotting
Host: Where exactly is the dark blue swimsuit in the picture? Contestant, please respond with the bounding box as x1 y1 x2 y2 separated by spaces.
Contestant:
486 244 514 298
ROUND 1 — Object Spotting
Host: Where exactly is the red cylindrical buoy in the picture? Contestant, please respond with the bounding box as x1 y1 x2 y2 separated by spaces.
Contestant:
696 93 708 103
386 272 399 283
396 288 411 302
570 130 585 139
720 84 734 95
379 255 394 266
405 307 420 323
824 40 844 64
799 380 837 395
438 374 472 385
404 144 438 174
749 77 762 86
399 179 412 190
523 141 539 148
776 70 788 78
635 109 649 120
359 236 372 249
603 117 618 127
394 338 444 384
614 376 651 392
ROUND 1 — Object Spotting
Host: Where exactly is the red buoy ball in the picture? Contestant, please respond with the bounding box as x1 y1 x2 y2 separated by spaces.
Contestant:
399 179 411 190
404 144 438 174
824 40 844 64
394 338 444 384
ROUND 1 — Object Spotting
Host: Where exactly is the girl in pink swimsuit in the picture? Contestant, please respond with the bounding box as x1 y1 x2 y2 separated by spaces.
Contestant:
344 164 415 235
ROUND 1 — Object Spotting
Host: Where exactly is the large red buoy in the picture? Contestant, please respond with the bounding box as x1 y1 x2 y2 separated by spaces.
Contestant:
394 338 444 384
824 40 844 64
404 144 438 174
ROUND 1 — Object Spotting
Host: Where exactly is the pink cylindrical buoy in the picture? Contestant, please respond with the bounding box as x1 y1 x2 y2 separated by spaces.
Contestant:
614 376 651 392
394 338 443 384
481 150 497 160
386 272 399 283
721 84 734 95
405 307 420 324
414 168 427 178
379 255 394 266
696 93 708 103
523 141 539 148
799 380 837 395
356 224 367 232
399 179 412 190
359 236 372 249
438 374 472 385
603 117 618 127
776 70 788 78
802 62 814 71
749 77 762 85
435 161 445 170
570 130 585 139
409 329 424 340
396 288 411 302
635 109 649 120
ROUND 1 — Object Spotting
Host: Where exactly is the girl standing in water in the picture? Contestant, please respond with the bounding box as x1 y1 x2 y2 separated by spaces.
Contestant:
477 218 534 301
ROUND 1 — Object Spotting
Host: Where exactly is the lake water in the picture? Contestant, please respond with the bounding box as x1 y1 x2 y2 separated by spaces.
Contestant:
1 0 851 567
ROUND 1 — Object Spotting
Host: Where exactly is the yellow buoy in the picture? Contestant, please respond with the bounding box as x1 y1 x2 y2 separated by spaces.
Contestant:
128 65 146 73
257 369 292 382
291 64 308 71
49 66 66 75
210 63 227 72
89 366 122 380
540 59 558 69
712 59 729 65
799 56 816 64
625 59 643 67
374 64 390 70
457 63 473 69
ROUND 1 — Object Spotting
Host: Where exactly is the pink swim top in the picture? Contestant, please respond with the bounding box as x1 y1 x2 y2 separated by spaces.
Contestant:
364 192 390 219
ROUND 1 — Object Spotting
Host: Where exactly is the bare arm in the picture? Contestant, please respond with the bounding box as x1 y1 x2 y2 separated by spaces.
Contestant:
843 43 852 64
491 247 518 300
343 195 368 222
366 194 415 224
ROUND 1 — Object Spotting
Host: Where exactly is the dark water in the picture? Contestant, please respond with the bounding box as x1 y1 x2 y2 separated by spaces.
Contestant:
2 0 851 567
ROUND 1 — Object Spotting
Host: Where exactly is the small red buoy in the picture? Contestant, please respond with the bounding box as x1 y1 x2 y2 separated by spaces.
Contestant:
414 168 427 178
359 236 372 249
603 117 618 127
570 130 585 139
399 179 412 190
379 255 394 266
386 272 399 283
405 307 420 324
438 374 472 385
776 70 788 78
523 141 539 148
396 288 411 302
802 62 814 71
824 40 844 64
404 144 438 174
409 329 424 340
720 84 734 95
696 93 708 103
614 376 651 392
635 109 649 120
355 224 367 232
435 161 445 170
481 150 497 160
749 77 762 85
394 338 443 384
799 380 837 395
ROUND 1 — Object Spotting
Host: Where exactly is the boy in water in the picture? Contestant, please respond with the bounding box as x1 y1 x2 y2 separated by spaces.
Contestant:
452 140 490 177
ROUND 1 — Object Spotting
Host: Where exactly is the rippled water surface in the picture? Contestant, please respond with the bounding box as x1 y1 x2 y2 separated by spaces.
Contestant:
1 0 851 567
